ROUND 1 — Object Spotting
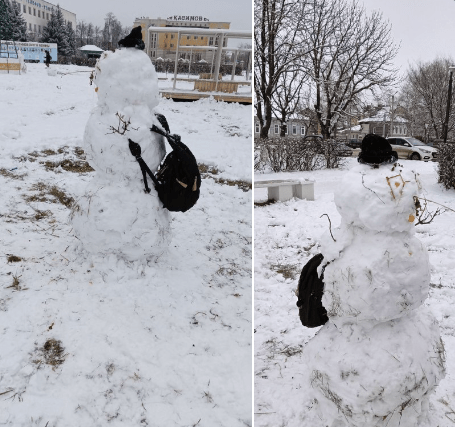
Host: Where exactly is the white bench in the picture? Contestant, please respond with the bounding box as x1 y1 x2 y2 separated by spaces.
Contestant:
255 179 315 202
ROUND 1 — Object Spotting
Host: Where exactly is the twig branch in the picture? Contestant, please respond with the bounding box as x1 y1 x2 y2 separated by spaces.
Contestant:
361 174 385 204
107 112 138 136
320 213 336 242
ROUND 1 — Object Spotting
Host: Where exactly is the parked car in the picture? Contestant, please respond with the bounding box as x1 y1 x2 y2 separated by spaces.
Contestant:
335 141 354 157
386 137 437 161
345 139 362 149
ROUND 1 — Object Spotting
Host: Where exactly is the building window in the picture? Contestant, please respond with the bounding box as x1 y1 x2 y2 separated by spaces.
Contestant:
33 8 36 16
171 34 174 39
187 36 190 39
29 7 31 14
301 126 305 136
170 43 174 48
47 13 49 20
38 25 41 33
23 4 26 13
29 23 31 30
150 33 157 49
255 123 260 133
34 24 36 31
201 37 203 40
194 36 198 39
38 10 40 17
274 124 279 134
292 125 297 135
285 125 288 135
209 37 213 46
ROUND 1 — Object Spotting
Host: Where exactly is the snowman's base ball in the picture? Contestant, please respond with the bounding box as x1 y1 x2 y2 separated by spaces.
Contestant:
304 307 445 427
71 179 171 261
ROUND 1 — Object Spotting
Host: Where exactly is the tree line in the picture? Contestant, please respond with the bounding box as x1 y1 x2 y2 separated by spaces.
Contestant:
255 0 455 143
0 0 130 57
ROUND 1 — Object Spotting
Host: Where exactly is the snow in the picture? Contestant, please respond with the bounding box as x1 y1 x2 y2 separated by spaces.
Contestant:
255 158 455 427
0 61 252 426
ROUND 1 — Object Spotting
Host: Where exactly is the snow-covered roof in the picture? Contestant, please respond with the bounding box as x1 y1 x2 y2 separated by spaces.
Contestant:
359 114 408 124
339 125 362 133
79 45 103 52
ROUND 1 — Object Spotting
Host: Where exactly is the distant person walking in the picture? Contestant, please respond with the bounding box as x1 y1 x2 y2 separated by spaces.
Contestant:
44 50 51 67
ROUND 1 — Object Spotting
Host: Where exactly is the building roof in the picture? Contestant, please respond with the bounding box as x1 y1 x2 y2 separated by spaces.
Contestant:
79 45 103 52
339 125 362 133
359 114 408 124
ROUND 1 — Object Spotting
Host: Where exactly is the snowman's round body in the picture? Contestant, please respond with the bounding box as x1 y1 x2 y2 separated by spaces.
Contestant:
71 48 171 262
303 162 445 426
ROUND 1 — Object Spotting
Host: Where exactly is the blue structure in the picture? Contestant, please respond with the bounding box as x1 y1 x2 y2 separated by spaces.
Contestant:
0 41 57 62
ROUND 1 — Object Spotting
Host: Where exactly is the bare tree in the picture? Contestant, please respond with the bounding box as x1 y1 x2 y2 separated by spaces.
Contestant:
86 22 94 45
273 65 307 136
306 0 399 139
254 0 309 138
76 20 87 48
400 57 455 140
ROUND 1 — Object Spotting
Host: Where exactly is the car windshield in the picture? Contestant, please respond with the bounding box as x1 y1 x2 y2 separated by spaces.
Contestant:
406 138 426 146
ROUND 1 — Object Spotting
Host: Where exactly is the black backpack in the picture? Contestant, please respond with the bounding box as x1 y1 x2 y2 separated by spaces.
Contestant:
128 114 201 213
296 253 329 328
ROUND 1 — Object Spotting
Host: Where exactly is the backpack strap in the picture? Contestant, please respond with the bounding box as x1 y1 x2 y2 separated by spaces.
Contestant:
128 138 160 193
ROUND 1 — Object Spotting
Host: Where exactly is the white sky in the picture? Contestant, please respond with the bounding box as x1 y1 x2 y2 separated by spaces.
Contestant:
361 0 455 75
55 0 252 32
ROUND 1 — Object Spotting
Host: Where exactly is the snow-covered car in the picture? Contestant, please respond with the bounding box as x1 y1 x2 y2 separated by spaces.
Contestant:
386 137 437 161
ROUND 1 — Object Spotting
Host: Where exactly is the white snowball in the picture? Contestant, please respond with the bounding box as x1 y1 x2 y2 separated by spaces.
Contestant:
93 49 159 113
71 176 171 262
320 226 430 324
304 308 445 427
335 163 421 233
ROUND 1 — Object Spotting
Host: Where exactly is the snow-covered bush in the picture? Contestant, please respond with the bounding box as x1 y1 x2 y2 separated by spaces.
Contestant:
254 137 347 172
437 142 455 189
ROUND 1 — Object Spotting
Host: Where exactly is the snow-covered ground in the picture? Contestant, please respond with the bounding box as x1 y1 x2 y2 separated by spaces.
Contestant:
254 159 455 426
0 63 252 426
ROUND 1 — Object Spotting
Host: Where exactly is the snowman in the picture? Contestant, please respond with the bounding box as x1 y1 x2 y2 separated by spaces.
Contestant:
70 27 171 262
303 135 445 426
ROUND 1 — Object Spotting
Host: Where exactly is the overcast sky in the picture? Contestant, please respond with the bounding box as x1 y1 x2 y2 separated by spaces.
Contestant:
361 0 455 75
56 0 252 32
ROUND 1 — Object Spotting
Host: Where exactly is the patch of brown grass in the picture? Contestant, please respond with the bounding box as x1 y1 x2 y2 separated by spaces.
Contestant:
25 182 74 208
198 163 219 175
34 339 66 368
0 168 27 180
198 163 251 192
40 149 57 156
6 275 26 291
43 159 94 173
7 255 22 263
271 263 299 280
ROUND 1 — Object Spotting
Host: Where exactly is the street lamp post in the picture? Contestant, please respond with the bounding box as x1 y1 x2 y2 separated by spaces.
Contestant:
443 66 455 143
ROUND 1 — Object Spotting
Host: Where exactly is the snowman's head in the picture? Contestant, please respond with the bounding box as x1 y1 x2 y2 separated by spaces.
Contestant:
335 162 422 233
93 48 159 112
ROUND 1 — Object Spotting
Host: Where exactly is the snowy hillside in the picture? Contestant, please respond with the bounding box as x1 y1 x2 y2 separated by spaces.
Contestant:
254 159 455 427
0 63 252 426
